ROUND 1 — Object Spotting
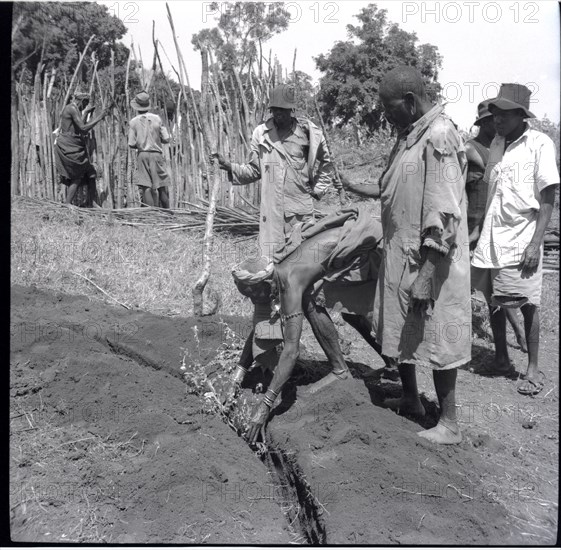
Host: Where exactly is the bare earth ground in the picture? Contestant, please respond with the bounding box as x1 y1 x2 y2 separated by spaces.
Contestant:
10 187 559 544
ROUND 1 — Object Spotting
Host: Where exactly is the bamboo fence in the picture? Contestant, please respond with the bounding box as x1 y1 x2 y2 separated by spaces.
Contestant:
11 21 292 213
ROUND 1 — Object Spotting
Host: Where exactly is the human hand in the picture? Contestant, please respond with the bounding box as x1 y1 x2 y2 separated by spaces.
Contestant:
209 152 231 171
338 187 349 206
245 401 270 445
468 227 480 250
520 241 541 277
409 273 433 316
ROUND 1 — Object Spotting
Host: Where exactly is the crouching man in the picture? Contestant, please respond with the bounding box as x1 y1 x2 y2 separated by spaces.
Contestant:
238 211 384 445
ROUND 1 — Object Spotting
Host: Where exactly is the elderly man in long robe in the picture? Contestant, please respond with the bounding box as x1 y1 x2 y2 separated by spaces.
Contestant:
373 66 471 445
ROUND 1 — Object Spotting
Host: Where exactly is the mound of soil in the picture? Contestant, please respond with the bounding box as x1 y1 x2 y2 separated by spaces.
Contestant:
268 377 516 544
10 285 288 544
10 283 558 544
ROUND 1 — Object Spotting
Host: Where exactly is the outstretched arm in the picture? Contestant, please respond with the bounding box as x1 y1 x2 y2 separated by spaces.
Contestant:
69 104 109 134
340 171 381 198
212 128 261 185
246 279 306 445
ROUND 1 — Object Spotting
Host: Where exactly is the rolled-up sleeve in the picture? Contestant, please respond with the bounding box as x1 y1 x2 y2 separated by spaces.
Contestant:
421 122 465 255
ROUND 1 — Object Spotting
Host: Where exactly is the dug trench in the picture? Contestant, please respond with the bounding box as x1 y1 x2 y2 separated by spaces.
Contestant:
9 285 532 543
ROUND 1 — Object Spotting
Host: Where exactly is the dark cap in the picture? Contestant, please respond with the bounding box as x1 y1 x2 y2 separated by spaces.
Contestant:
269 85 296 110
474 100 493 126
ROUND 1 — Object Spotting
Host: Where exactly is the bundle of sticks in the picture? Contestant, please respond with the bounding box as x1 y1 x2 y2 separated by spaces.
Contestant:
13 195 259 235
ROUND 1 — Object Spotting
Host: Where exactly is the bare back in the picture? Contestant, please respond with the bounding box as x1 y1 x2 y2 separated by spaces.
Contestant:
275 226 343 312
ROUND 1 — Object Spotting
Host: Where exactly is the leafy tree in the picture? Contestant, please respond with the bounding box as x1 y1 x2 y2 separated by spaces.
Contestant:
286 70 316 117
194 2 291 72
191 2 293 139
12 2 127 86
315 3 443 133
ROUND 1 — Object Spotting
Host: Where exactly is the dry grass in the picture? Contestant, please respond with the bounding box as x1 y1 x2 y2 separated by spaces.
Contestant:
10 175 559 544
11 196 253 318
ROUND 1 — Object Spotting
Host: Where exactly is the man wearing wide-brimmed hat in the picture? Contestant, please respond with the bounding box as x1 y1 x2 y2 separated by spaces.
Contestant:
466 100 528 353
472 83 559 395
54 90 110 205
128 91 172 208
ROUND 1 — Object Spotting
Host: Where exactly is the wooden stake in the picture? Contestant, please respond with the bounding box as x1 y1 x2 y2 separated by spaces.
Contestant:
62 34 96 107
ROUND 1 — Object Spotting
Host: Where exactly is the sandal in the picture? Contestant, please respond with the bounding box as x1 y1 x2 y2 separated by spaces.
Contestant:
517 371 545 396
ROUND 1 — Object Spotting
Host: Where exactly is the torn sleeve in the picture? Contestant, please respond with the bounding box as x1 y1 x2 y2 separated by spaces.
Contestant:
421 122 466 255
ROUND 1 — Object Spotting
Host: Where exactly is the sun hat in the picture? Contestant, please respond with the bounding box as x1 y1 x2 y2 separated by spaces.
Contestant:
474 99 493 126
131 91 151 112
269 84 296 110
488 83 535 118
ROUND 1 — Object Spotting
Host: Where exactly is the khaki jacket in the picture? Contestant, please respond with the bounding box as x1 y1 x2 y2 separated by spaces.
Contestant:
230 117 334 258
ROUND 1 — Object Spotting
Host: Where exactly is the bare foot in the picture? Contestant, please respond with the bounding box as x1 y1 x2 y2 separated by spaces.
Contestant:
383 396 425 417
418 421 462 444
306 369 350 395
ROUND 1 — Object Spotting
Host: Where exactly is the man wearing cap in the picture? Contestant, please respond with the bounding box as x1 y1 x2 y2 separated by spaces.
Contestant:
472 83 559 395
212 84 336 260
467 101 527 352
211 84 337 378
128 91 172 208
55 91 110 205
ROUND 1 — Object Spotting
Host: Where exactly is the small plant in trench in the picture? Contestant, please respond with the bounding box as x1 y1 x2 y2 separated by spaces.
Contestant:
181 323 254 436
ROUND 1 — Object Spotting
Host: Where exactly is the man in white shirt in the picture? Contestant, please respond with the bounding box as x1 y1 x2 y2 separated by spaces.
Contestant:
471 84 559 395
128 91 172 208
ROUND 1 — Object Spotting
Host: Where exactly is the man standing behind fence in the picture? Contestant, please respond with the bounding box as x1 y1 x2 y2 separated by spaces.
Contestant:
55 91 109 206
128 91 171 209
